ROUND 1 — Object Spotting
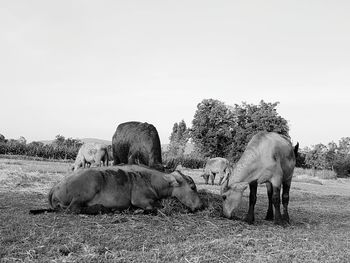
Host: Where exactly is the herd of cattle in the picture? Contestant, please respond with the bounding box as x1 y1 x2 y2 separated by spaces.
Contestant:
30 121 299 225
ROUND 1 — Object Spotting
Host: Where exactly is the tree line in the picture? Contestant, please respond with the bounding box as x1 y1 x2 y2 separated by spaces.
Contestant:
0 134 83 160
1 98 350 177
165 99 350 177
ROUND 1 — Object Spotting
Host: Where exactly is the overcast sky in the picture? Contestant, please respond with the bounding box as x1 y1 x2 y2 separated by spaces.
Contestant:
1 0 349 148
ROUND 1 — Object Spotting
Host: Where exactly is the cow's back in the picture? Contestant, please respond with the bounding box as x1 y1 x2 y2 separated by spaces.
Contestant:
112 121 162 168
239 132 296 183
205 157 229 173
80 143 107 162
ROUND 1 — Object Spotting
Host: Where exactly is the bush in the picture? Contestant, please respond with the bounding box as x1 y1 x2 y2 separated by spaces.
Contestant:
163 156 206 170
333 157 350 178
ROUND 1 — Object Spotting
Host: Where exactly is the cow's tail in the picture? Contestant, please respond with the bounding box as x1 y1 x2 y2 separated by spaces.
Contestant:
294 142 299 158
105 148 109 166
48 186 55 209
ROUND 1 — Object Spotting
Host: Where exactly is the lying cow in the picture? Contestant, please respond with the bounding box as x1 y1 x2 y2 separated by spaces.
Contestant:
30 165 203 215
201 157 231 185
221 132 299 225
112 121 164 171
73 143 109 171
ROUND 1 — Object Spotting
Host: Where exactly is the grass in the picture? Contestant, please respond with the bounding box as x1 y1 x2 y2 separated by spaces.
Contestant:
1 158 350 262
294 167 337 180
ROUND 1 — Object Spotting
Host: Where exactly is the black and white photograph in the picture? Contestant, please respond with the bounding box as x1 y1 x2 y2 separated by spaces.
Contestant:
1 1 349 262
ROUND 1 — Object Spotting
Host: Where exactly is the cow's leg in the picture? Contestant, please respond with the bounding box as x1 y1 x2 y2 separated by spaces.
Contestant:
282 182 291 224
128 154 136 165
112 150 120 165
210 172 215 185
218 174 224 185
66 199 83 214
201 174 209 184
265 181 274 221
80 204 113 215
271 186 283 225
131 195 157 213
245 180 257 224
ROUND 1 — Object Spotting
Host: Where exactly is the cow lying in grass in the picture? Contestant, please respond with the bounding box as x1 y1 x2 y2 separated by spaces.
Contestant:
30 165 203 215
221 132 299 225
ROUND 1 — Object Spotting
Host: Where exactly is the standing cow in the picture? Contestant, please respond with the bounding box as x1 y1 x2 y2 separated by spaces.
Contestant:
221 132 298 225
73 143 109 171
112 121 164 171
201 157 231 185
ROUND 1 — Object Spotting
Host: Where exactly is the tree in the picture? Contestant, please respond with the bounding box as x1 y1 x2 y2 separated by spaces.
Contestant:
228 100 290 161
190 99 290 161
305 144 328 171
53 135 65 147
190 99 235 158
338 137 350 155
168 120 189 158
18 136 26 145
0 134 6 143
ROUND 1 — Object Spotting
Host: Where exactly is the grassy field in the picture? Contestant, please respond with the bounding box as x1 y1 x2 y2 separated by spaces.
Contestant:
0 158 349 263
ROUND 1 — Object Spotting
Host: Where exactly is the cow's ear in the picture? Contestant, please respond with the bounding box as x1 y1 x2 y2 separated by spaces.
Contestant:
170 172 182 186
169 177 180 187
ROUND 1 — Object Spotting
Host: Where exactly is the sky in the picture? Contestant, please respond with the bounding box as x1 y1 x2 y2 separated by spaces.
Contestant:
1 0 349 148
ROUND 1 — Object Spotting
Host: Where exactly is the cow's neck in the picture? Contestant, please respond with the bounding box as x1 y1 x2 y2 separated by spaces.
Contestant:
150 173 174 199
231 148 259 184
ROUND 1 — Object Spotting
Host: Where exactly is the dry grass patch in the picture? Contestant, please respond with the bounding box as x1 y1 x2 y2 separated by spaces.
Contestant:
0 158 350 262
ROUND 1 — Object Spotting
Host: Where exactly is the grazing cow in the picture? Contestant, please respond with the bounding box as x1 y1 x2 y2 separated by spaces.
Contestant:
201 157 231 185
30 165 203 215
221 132 299 225
73 143 109 171
112 121 163 171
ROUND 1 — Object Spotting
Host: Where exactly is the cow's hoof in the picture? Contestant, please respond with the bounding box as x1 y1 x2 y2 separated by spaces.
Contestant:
265 213 274 221
274 219 288 227
244 215 255 225
282 214 290 224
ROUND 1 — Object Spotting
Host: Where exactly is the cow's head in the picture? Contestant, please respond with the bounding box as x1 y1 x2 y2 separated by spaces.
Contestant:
201 173 210 184
171 171 203 212
221 181 249 219
72 161 83 172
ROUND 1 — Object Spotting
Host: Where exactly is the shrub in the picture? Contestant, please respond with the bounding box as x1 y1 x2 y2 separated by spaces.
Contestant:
333 156 350 178
163 156 206 170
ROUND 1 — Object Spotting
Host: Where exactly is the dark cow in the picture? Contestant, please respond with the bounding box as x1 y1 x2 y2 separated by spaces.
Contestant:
30 165 203 215
112 121 163 170
221 132 299 225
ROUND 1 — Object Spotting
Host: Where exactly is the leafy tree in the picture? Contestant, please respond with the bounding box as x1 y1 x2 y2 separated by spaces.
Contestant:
190 99 235 158
18 136 26 145
0 134 6 143
53 135 65 147
305 144 328 171
190 99 290 161
228 100 290 161
338 137 350 155
168 120 189 158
